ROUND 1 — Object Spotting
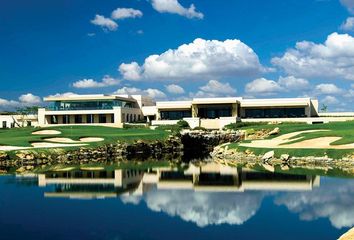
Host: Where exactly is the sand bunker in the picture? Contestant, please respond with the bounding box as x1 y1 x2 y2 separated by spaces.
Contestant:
240 129 354 149
32 130 61 135
31 142 86 148
0 146 32 151
45 137 104 143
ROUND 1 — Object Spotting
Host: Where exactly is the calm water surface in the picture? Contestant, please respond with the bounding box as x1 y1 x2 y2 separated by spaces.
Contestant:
0 164 353 240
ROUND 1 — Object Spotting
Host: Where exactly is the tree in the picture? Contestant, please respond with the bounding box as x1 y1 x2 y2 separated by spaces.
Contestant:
16 106 39 127
320 104 328 113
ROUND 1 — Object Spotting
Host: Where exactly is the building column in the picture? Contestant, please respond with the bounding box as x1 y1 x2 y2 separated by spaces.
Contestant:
232 103 238 117
192 104 198 118
37 108 46 126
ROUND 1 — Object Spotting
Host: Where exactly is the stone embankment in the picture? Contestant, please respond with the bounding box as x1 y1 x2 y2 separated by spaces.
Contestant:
211 146 354 174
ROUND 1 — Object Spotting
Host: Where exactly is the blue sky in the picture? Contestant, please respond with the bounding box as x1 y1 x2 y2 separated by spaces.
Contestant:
1 0 354 111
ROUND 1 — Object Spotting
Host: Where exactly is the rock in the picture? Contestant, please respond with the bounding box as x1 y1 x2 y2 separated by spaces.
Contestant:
262 150 274 160
262 163 275 172
16 166 26 173
245 149 253 155
269 127 280 135
281 165 290 171
16 152 26 159
280 154 290 161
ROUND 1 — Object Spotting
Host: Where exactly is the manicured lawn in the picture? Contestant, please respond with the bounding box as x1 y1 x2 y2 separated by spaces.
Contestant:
0 126 169 147
229 121 354 158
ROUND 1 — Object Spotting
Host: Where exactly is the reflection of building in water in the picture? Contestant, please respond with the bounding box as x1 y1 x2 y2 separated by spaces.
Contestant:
37 163 320 199
38 169 144 199
142 163 320 192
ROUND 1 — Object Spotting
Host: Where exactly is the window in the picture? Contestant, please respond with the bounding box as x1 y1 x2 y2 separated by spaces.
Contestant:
2 121 6 128
126 114 130 122
111 114 114 123
99 114 107 123
75 115 82 124
160 110 192 120
50 115 58 124
244 108 305 118
198 106 232 119
86 114 93 124
62 115 70 124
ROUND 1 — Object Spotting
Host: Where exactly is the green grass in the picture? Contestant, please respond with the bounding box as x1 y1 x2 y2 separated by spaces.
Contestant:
0 126 169 148
229 121 354 158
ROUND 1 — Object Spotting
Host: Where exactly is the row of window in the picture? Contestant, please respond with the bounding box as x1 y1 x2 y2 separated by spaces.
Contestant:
123 113 142 123
160 110 192 120
50 114 114 124
244 108 306 118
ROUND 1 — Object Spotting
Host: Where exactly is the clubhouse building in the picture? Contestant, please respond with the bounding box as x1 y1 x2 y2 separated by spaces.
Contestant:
35 94 327 129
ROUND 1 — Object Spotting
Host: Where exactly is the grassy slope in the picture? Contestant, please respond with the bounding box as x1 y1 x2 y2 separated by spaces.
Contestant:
0 126 169 147
229 121 354 158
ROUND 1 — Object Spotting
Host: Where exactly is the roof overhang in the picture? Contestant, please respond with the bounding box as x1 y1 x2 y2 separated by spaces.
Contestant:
241 98 311 108
44 94 136 103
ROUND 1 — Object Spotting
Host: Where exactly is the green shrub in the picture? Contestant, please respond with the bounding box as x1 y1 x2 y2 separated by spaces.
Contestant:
193 126 207 131
123 123 148 129
176 120 190 129
223 122 267 130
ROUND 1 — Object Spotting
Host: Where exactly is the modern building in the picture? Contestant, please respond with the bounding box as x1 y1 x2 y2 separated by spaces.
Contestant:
35 93 354 129
0 114 38 128
38 94 154 128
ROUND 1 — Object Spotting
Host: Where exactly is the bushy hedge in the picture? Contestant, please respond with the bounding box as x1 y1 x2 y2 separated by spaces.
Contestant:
155 120 190 133
223 122 267 130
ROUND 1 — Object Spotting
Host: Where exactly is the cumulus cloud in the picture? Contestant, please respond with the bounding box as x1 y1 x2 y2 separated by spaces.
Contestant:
274 179 354 229
340 0 354 13
192 80 237 97
18 93 41 104
114 86 166 99
322 95 340 105
119 38 267 81
151 0 204 19
314 83 343 95
73 75 120 88
277 76 310 90
165 84 185 94
272 32 354 81
245 78 283 95
111 8 143 20
144 190 264 227
0 93 42 111
48 92 79 98
340 17 354 31
91 14 118 31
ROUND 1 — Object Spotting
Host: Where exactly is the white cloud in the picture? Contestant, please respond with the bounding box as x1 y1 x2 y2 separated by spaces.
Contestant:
340 17 354 31
275 180 354 229
0 93 42 111
119 62 142 81
91 14 118 31
245 78 283 95
272 32 354 81
277 76 310 90
165 84 185 94
18 93 41 105
340 0 354 13
322 95 340 104
199 80 236 95
48 92 79 98
111 8 143 20
151 0 204 19
144 190 264 227
73 75 120 88
315 83 343 95
119 38 267 81
114 86 166 99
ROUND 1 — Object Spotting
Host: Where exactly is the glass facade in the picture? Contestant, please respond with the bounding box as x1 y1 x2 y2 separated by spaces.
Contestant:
160 110 192 120
244 107 306 118
47 100 135 111
198 106 232 119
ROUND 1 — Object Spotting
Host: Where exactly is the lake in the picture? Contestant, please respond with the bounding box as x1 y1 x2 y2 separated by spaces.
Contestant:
0 163 353 240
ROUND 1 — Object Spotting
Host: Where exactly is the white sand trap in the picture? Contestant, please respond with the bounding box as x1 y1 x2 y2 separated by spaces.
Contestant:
240 129 354 149
31 142 87 148
45 137 104 143
80 167 105 171
80 137 104 142
32 130 61 135
0 145 32 151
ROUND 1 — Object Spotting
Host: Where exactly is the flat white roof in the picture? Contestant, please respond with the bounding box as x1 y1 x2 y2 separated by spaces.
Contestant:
156 101 192 109
192 97 242 104
44 94 137 102
241 98 311 107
